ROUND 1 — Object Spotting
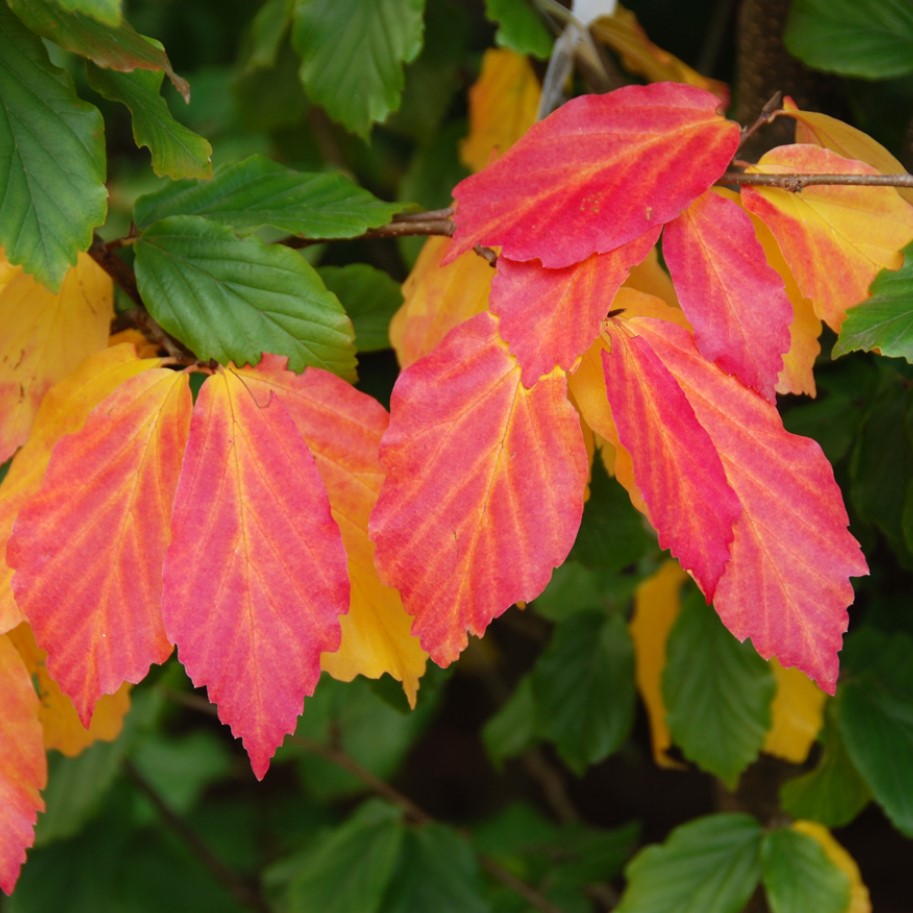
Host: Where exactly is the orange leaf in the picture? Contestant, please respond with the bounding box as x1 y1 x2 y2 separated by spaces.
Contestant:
450 82 739 268
742 145 913 330
603 319 740 600
763 659 826 764
0 252 113 463
233 357 427 707
492 228 660 386
390 236 493 368
8 623 131 757
460 48 540 172
371 312 589 665
0 345 159 635
632 318 868 692
663 189 792 401
161 367 349 779
0 633 45 896
8 369 191 724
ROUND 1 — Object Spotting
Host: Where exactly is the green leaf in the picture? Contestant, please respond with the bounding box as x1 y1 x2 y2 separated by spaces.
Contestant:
318 264 403 353
380 823 489 913
285 801 404 913
291 0 425 137
0 4 106 290
484 0 553 59
837 629 913 836
244 0 293 71
134 215 357 378
532 611 636 775
834 247 913 361
615 814 763 913
482 675 537 767
663 588 776 788
134 154 404 237
45 0 121 25
86 62 212 180
785 0 913 79
8 0 190 100
780 712 871 828
761 827 850 913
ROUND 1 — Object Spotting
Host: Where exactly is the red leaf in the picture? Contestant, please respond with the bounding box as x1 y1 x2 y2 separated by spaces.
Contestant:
602 321 740 598
161 368 349 779
662 190 792 401
0 633 45 896
492 228 660 387
8 369 191 723
449 82 739 268
370 312 589 665
633 318 868 692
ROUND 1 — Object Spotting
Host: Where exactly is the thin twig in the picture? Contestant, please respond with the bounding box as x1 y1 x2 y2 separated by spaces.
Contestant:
737 91 783 152
124 760 271 913
283 208 455 248
721 169 913 191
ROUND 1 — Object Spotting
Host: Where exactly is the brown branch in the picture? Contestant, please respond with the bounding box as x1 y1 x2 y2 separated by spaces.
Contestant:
721 169 913 191
284 207 455 249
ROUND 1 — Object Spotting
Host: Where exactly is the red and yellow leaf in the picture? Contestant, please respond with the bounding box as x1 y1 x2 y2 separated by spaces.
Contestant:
602 319 740 600
7 369 191 724
371 312 589 665
460 48 540 172
233 357 427 707
8 623 131 757
662 189 792 401
491 228 660 387
449 82 739 268
0 632 45 896
389 236 493 368
0 253 113 463
763 660 826 764
161 367 349 779
741 145 913 330
632 318 867 692
0 345 159 635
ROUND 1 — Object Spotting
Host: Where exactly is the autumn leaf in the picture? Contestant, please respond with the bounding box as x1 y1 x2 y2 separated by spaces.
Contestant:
8 369 191 724
631 318 867 692
741 145 913 330
449 82 739 268
662 189 792 401
161 366 350 779
492 228 661 387
0 252 113 463
0 633 45 896
791 821 872 913
763 661 827 764
232 356 427 706
371 311 589 665
0 345 159 635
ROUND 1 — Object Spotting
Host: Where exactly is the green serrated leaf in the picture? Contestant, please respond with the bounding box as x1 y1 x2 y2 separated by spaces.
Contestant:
0 4 107 290
663 589 776 788
532 611 635 775
616 813 763 913
318 264 403 352
761 827 850 913
284 800 404 913
482 674 537 768
291 0 425 137
484 0 553 59
8 0 189 100
86 62 212 180
834 247 913 361
134 215 356 378
134 154 404 237
244 0 293 71
45 0 121 25
380 823 489 913
837 629 913 836
780 712 871 828
785 0 913 79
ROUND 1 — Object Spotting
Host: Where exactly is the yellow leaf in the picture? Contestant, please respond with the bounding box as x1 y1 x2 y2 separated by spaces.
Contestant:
630 560 687 767
0 252 114 463
763 660 827 763
624 245 678 307
791 821 872 913
7 623 131 757
460 48 540 172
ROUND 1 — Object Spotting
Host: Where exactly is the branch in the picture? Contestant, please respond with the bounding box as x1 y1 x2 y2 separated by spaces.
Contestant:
721 169 913 191
284 207 455 248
